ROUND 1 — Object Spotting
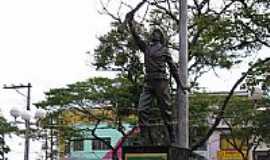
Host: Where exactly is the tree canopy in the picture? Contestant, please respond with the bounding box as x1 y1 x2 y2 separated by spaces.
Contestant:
37 0 270 157
94 0 270 87
0 117 17 159
36 76 270 149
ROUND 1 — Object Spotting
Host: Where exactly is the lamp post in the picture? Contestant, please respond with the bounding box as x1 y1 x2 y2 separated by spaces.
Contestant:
3 83 31 160
9 107 46 160
3 82 47 160
178 0 189 150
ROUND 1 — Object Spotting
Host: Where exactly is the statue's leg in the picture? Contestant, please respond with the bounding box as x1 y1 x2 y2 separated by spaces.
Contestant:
138 82 153 145
154 80 176 144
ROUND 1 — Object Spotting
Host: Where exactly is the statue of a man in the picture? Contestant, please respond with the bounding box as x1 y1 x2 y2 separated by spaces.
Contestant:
126 12 185 145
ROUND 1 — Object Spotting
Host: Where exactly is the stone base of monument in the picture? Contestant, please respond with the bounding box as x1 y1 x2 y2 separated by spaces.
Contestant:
122 145 190 160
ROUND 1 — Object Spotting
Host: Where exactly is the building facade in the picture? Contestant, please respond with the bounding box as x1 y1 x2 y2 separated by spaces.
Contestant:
64 123 133 160
57 109 134 160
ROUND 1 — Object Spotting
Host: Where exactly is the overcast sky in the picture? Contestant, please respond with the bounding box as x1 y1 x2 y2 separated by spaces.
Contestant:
0 0 268 159
0 0 112 115
0 0 267 114
0 0 268 122
0 1 112 159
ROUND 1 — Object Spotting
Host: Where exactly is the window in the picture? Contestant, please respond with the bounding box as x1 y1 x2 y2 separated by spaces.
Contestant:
73 139 84 151
92 138 111 150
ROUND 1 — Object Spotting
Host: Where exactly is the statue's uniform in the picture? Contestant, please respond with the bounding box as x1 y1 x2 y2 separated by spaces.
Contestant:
138 42 179 144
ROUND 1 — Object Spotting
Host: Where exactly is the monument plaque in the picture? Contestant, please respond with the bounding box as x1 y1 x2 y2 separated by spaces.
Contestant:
123 146 189 160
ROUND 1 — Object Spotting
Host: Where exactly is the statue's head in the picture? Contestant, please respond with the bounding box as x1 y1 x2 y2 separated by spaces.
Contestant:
150 28 165 44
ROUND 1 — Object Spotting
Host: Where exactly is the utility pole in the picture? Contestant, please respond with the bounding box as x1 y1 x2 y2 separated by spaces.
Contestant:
177 0 189 150
3 83 32 160
50 116 54 160
45 132 48 160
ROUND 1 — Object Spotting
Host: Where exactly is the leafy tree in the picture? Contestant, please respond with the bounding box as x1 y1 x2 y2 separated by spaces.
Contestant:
36 77 138 118
94 0 270 88
0 117 16 160
93 0 270 152
36 76 221 157
37 0 270 158
220 96 269 160
35 76 252 156
231 60 270 160
242 59 270 98
36 75 270 160
36 77 139 160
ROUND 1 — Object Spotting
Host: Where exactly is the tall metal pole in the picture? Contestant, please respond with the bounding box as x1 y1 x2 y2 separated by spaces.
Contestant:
3 83 32 160
177 0 189 149
45 132 48 160
25 83 31 160
50 116 54 160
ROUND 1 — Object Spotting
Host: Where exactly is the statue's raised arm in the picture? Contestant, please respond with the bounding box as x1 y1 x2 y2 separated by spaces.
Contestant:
125 0 147 53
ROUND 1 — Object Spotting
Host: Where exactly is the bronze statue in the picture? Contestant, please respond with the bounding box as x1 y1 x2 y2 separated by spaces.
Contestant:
126 12 185 145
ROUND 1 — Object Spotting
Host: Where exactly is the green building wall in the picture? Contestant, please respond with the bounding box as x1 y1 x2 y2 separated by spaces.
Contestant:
68 123 132 160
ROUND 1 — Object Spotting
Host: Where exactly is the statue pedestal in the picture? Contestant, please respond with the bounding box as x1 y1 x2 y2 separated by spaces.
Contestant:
122 145 190 160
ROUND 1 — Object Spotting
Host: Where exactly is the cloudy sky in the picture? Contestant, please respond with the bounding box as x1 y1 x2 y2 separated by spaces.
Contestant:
0 0 112 159
0 0 112 115
0 0 268 159
0 0 266 116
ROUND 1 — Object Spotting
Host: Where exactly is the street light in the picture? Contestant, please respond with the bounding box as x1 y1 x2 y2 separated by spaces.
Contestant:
10 107 21 120
3 83 32 160
10 107 46 122
21 110 32 122
9 107 46 160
